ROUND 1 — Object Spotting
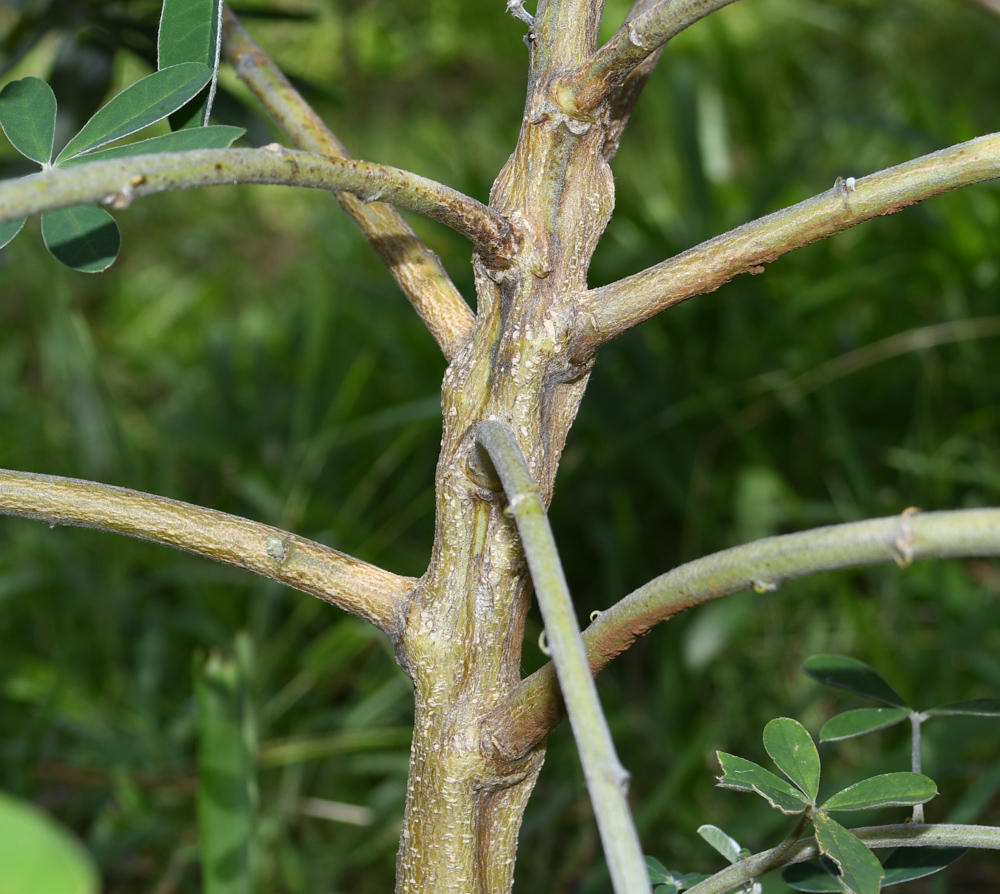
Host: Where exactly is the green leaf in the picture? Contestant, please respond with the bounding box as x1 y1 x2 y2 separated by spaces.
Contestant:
158 0 225 127
813 813 884 894
41 206 121 272
785 848 968 892
645 856 672 885
764 717 821 802
60 125 244 166
881 847 966 886
0 790 100 894
754 781 813 814
0 77 57 165
697 825 743 864
925 698 1000 718
716 752 810 814
803 654 908 708
641 857 708 890
55 63 211 163
196 643 256 894
820 708 909 742
0 217 26 249
782 860 843 892
822 772 937 812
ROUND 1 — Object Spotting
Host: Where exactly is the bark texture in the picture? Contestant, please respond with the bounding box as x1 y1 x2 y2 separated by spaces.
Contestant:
392 19 618 893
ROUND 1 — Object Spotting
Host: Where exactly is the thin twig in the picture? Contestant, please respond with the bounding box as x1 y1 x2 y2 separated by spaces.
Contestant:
557 0 741 115
601 0 666 161
484 507 1000 758
221 8 476 360
0 469 414 637
0 147 517 261
575 131 1000 352
684 823 1000 894
475 421 651 894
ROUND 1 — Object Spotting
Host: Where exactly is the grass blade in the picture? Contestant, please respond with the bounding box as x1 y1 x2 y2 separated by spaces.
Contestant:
196 643 256 894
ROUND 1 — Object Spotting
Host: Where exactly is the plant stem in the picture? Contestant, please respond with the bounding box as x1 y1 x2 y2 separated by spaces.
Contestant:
577 132 1000 351
0 469 412 636
684 823 1000 894
911 711 925 822
221 8 476 360
0 148 517 263
487 507 1000 758
556 0 741 115
475 421 651 894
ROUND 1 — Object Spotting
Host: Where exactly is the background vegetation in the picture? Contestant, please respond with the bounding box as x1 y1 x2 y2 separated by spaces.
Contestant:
1 0 999 890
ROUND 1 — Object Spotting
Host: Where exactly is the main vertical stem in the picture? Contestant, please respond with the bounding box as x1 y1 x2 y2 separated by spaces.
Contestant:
392 21 621 893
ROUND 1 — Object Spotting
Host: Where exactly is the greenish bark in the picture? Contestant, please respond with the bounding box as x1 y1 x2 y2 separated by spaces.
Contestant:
3 3 1000 893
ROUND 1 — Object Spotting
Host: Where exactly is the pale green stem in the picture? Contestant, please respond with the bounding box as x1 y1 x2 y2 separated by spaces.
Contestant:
0 148 517 263
487 507 1000 758
475 420 651 894
0 468 413 637
578 132 1000 351
684 823 1000 894
556 0 741 114
221 8 476 360
911 711 925 823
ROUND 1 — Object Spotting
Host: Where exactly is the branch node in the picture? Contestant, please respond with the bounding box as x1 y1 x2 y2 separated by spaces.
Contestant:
266 534 292 564
102 183 136 209
892 506 921 568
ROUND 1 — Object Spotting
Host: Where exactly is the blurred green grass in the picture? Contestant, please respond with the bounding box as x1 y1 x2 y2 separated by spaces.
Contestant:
2 0 1000 891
